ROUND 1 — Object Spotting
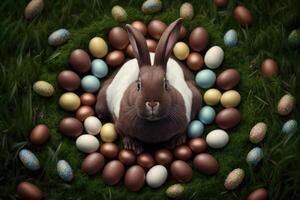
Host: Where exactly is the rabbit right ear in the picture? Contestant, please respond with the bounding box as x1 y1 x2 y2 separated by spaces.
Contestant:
125 25 151 66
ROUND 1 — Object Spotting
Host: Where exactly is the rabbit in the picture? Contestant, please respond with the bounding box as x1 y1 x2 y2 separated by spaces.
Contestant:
96 18 201 153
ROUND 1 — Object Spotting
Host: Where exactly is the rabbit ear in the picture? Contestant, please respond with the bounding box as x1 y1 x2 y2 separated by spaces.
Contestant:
154 18 182 68
125 24 151 66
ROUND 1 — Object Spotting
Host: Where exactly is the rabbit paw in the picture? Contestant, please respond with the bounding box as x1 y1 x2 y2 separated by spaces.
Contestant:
165 134 187 149
123 137 144 154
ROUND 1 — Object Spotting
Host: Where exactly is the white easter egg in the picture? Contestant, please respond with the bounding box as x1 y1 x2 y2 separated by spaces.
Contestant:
206 129 229 149
146 165 168 188
204 46 224 69
84 116 102 135
76 134 100 153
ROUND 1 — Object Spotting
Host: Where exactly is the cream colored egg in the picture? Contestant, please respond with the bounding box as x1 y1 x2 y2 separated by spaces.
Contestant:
173 42 190 60
220 90 241 108
89 37 108 58
100 123 117 142
33 80 54 97
204 89 222 105
59 92 81 111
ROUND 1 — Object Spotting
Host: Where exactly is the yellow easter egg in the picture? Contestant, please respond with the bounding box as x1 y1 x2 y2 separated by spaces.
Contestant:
59 92 81 111
204 89 222 105
89 37 108 58
173 42 190 60
220 90 241 108
100 123 117 142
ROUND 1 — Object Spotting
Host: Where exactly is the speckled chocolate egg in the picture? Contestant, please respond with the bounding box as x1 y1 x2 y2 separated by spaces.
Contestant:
247 188 268 200
124 165 145 192
30 124 50 145
57 70 80 91
180 2 194 21
166 184 185 199
109 27 129 50
216 68 240 90
142 0 162 14
188 138 207 153
187 52 204 71
24 0 44 20
249 122 267 144
118 149 136 166
59 117 83 138
148 20 167 40
216 108 241 129
193 153 219 175
59 92 81 111
105 50 125 67
224 168 245 190
170 160 193 183
173 42 190 60
214 0 227 8
234 5 253 26
69 49 91 73
220 90 241 108
261 58 279 77
80 93 96 106
189 27 209 52
277 94 295 116
154 149 173 166
203 88 222 106
33 80 54 97
179 25 188 39
146 39 158 52
137 152 155 169
132 21 147 36
102 160 125 185
17 182 43 200
81 152 105 175
100 143 119 159
76 106 95 121
111 5 127 22
174 145 192 161
89 37 108 58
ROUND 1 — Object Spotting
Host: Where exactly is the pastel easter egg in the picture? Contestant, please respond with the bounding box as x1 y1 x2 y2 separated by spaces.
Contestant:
224 168 245 190
48 28 70 47
56 160 74 182
277 94 295 116
19 149 40 171
142 0 162 14
24 0 44 20
224 29 238 47
124 165 145 192
76 134 100 153
249 122 267 144
203 88 222 106
81 75 100 93
195 69 216 89
246 147 263 166
188 120 204 138
173 42 190 60
216 68 240 90
215 108 241 130
33 80 54 97
17 182 43 200
102 160 125 185
84 116 102 135
91 59 108 78
89 37 108 58
206 129 229 149
282 119 298 135
180 2 194 20
198 106 216 125
146 165 168 188
204 46 224 69
247 188 268 200
111 5 127 22
166 184 184 199
100 123 117 142
288 29 300 49
220 90 241 108
59 92 81 111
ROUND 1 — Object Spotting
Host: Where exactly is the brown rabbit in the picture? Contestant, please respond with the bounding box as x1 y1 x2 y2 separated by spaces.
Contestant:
96 18 201 153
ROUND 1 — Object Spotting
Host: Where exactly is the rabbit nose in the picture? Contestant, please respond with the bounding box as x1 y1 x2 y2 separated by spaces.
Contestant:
146 101 160 111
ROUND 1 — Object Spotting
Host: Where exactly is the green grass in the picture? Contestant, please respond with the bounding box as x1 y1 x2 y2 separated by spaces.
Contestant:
1 0 300 199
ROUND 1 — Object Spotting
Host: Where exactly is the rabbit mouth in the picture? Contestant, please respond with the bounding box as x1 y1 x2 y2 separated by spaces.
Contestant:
146 114 161 121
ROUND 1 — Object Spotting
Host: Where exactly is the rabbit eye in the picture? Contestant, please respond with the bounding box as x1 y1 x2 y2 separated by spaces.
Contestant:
163 79 169 90
137 80 142 91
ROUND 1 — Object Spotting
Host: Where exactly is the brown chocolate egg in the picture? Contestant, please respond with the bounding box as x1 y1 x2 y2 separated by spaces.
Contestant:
80 93 96 106
131 21 147 36
179 25 188 39
174 145 193 161
108 27 129 50
214 0 228 8
187 52 204 71
170 160 193 183
126 44 135 57
234 5 253 26
102 160 125 185
75 106 95 121
216 108 241 130
148 20 167 40
189 27 209 52
59 117 83 138
105 50 125 67
17 182 43 200
154 149 173 166
118 149 136 166
124 165 145 192
100 143 119 159
193 153 219 175
137 152 155 169
57 70 80 91
30 124 50 145
146 39 157 52
69 49 91 73
81 152 105 175
188 138 207 153
261 58 279 77
216 68 240 90
247 188 268 200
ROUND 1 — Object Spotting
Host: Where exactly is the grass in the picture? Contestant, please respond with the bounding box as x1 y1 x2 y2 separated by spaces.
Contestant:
0 0 300 199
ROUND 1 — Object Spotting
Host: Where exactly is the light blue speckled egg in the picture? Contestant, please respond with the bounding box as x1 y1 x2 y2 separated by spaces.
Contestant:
91 59 108 78
246 147 263 166
224 29 238 47
198 106 216 125
19 149 40 171
188 120 204 138
57 160 73 182
195 69 216 89
282 119 298 135
48 28 70 47
81 75 100 93
142 0 162 14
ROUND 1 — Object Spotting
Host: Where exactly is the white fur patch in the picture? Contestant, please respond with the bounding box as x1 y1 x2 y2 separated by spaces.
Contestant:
106 53 193 121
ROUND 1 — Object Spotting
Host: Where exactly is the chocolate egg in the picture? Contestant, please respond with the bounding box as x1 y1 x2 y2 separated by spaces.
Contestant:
57 70 80 91
216 68 240 90
179 25 188 39
69 49 91 73
105 50 125 67
17 182 43 200
277 94 295 116
234 5 253 26
247 188 268 200
89 37 108 58
30 124 50 145
216 108 241 129
154 149 173 166
170 160 193 183
188 138 207 153
214 0 227 8
108 27 129 50
187 52 204 71
174 145 193 161
59 117 83 138
102 160 125 185
189 27 209 52
261 58 279 77
132 21 147 36
80 93 96 106
81 152 105 175
137 152 155 169
146 39 157 52
75 106 95 121
148 20 167 40
126 44 135 57
124 165 145 191
193 153 219 175
118 149 136 166
24 0 44 20
100 143 119 159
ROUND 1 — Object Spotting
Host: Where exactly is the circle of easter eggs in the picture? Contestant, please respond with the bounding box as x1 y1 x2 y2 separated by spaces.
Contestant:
174 145 193 161
57 70 80 91
59 92 81 111
193 153 219 175
198 106 216 125
137 152 155 169
76 134 100 153
170 160 193 183
91 59 108 78
146 39 158 52
81 75 100 93
118 149 136 166
131 21 147 36
189 27 209 52
69 49 91 73
204 88 222 105
102 160 125 185
146 165 168 188
124 165 145 192
106 50 125 67
75 106 95 121
188 138 207 153
187 52 204 71
220 90 241 108
59 117 83 138
216 108 241 129
81 152 105 175
216 68 240 90
247 188 268 200
30 124 50 145
233 5 253 26
148 20 167 40
154 149 173 166
173 42 190 60
204 46 224 69
188 120 204 138
89 37 108 58
100 123 117 142
80 93 96 106
100 142 119 159
261 58 279 77
84 116 102 135
108 27 129 50
17 182 43 200
206 129 229 149
195 69 216 89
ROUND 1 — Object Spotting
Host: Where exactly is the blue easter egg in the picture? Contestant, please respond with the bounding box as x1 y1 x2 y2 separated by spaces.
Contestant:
246 147 263 166
91 59 108 78
224 29 238 47
48 28 70 47
195 69 216 89
188 120 204 138
19 149 40 171
81 75 100 93
57 160 74 182
282 119 298 135
198 106 216 125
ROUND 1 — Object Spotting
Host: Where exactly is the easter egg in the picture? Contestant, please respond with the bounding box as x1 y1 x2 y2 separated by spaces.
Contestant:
216 108 241 129
214 0 228 8
124 165 145 192
30 124 50 145
216 68 240 90
206 129 229 149
234 5 253 26
91 59 108 78
57 70 80 91
84 116 102 135
75 106 95 121
132 21 147 36
89 37 108 58
17 182 43 200
24 0 44 20
277 94 295 116
246 147 263 166
154 149 173 166
48 28 70 47
19 149 40 171
80 93 96 106
224 29 238 47
282 119 298 135
288 29 300 49
69 49 91 73
56 160 73 182
81 75 100 93
195 69 216 89
33 80 54 97
204 46 224 69
170 160 193 183
188 120 204 138
137 152 155 169
146 165 168 188
180 2 194 20
100 143 119 159
106 50 125 67
148 20 167 40
111 5 127 22
261 58 279 77
146 39 158 52
102 160 125 185
224 168 245 190
204 88 222 106
188 138 207 153
81 152 105 175
76 134 100 153
174 145 193 161
59 117 83 138
59 92 81 111
193 153 219 175
198 106 216 125
166 184 184 199
189 27 209 52
118 149 136 166
249 122 267 144
247 188 268 200
142 0 162 14
187 52 204 71
108 27 129 50
100 123 117 142
220 90 241 108
173 42 190 60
